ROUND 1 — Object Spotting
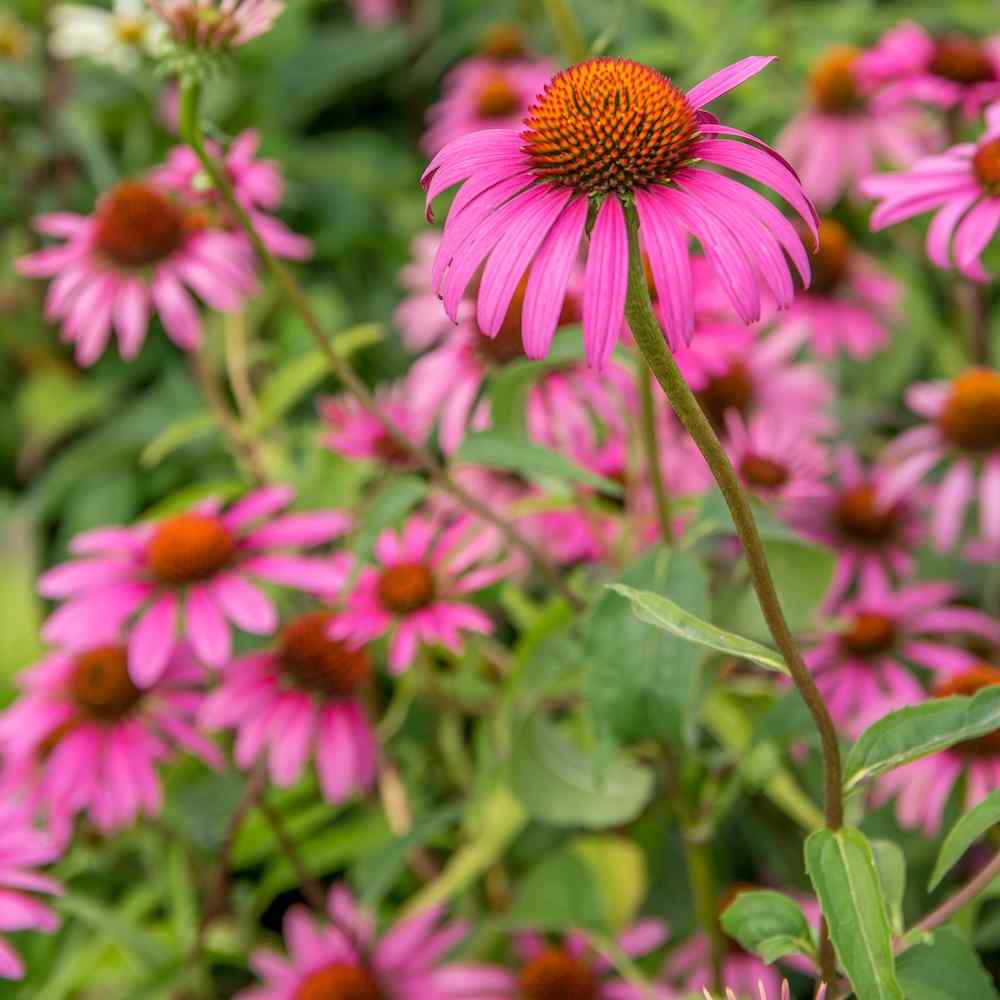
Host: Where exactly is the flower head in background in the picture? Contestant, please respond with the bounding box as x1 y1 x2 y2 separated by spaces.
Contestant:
148 0 284 51
779 45 940 208
805 575 998 736
862 105 1000 281
858 22 1000 120
202 612 376 803
705 980 827 1000
0 643 219 834
347 0 401 29
0 11 34 63
238 884 508 999
38 486 352 686
49 0 159 70
422 56 817 369
331 514 505 673
395 233 471 352
16 180 258 364
879 368 1000 550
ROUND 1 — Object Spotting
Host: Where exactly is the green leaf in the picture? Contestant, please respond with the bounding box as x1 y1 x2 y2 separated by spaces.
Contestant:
139 412 215 468
353 476 428 562
804 827 903 1000
0 509 43 680
930 790 1000 891
896 927 999 1000
505 851 608 933
870 839 907 935
584 547 709 747
720 889 816 963
571 835 648 932
844 689 1000 793
509 716 654 829
609 583 789 676
455 430 622 494
58 893 171 970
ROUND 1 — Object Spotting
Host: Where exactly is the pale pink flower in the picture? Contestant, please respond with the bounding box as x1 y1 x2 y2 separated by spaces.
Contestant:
347 0 399 28
862 105 1000 281
0 642 219 834
395 233 470 352
788 446 924 606
874 662 1000 835
148 0 284 49
776 217 899 358
857 22 1000 120
0 803 62 980
16 181 257 364
805 575 998 736
422 56 555 155
201 612 376 803
151 129 312 260
422 56 817 369
330 514 504 673
879 368 1000 550
238 883 507 999
38 486 352 687
778 46 940 209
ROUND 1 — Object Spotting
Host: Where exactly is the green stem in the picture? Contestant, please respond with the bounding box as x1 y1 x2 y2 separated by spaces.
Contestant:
542 0 587 62
178 80 582 611
684 834 724 992
257 797 326 911
638 362 673 544
622 201 842 982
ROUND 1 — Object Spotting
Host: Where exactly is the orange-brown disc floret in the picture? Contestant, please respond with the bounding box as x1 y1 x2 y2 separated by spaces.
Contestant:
518 947 598 1000
93 182 187 270
809 218 852 294
696 361 754 431
521 58 699 196
938 368 1000 452
292 963 385 1000
834 484 898 545
277 612 372 698
739 455 790 491
69 646 144 722
973 137 1000 196
929 36 996 86
475 70 522 118
838 612 897 658
809 47 863 114
933 664 1000 756
377 562 436 614
147 513 237 585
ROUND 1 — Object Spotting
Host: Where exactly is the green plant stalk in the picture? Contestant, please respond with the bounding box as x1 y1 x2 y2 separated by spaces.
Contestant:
542 0 587 62
178 79 582 611
638 363 673 544
622 202 842 983
685 833 725 991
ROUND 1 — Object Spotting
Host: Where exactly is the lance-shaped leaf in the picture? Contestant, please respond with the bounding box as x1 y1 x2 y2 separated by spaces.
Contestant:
720 889 816 963
930 790 1000 891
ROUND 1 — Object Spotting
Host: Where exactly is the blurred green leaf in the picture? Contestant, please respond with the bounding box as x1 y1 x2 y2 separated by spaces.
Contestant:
571 834 648 932
139 412 215 468
870 839 907 936
505 851 608 933
897 927 999 1000
930 790 1000 891
720 889 816 963
0 508 43 681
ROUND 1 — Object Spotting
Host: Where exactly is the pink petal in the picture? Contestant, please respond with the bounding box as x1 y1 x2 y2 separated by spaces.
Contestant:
685 56 776 108
582 196 628 370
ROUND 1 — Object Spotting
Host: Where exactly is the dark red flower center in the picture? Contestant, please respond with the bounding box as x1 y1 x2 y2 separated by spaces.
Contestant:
292 963 384 1000
522 57 699 196
810 46 863 114
933 665 1000 757
372 432 415 467
476 70 522 118
147 513 236 584
480 23 526 60
972 138 1000 196
277 612 372 698
69 646 143 722
839 612 897 657
519 947 598 1000
809 218 852 294
92 181 186 270
377 562 436 614
929 36 996 85
738 454 790 492
834 483 899 545
696 361 754 432
938 368 1000 452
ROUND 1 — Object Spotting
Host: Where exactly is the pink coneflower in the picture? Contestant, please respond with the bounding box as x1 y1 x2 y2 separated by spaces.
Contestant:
319 381 428 468
778 46 940 209
862 105 1000 281
422 56 817 369
788 446 924 606
16 181 257 364
857 22 1000 120
395 233 471 352
776 217 899 359
675 324 834 436
422 57 555 156
201 612 376 802
0 642 219 834
493 923 669 999
152 129 312 260
805 575 997 736
725 411 828 505
38 486 351 687
879 368 1000 550
148 0 284 49
0 803 61 980
330 514 504 673
238 883 508 999
874 662 1000 835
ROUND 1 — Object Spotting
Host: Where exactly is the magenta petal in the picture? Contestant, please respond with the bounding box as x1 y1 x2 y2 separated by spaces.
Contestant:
685 55 776 108
582 196 629 370
211 574 278 634
129 593 178 687
635 190 693 348
242 510 353 549
185 585 232 665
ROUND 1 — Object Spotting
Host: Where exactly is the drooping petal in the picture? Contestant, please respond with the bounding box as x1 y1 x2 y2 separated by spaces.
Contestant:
582 196 629 370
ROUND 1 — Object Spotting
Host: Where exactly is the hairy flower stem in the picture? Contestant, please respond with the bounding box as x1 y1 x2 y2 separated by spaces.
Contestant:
622 203 842 979
639 363 673 544
542 0 587 62
178 81 582 611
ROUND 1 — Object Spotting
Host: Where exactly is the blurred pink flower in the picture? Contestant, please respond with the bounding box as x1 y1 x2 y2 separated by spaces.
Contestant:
857 22 1000 120
422 56 816 369
0 642 219 834
238 883 506 999
347 0 400 28
201 612 376 803
862 105 1000 281
16 181 257 364
148 0 284 49
422 56 555 155
38 486 352 686
330 514 505 673
778 45 940 208
395 233 471 352
710 982 827 1000
880 368 1000 550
